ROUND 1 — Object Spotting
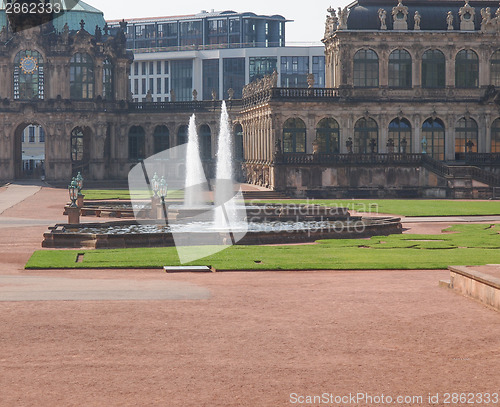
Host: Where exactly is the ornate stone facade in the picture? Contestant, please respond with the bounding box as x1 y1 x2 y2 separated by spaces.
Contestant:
0 19 237 181
238 0 500 197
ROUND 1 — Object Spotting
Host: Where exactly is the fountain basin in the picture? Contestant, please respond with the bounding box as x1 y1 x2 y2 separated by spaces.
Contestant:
42 217 402 249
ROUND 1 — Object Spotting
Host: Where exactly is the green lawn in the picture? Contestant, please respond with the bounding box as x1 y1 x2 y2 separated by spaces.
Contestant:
251 199 500 217
83 189 183 200
26 224 500 270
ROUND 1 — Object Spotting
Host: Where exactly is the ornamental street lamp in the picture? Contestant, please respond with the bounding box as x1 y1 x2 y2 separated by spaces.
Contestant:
151 172 159 197
68 178 78 208
67 178 81 225
159 176 168 222
75 172 84 195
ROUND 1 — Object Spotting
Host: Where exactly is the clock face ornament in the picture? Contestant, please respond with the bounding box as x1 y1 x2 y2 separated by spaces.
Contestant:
20 56 38 74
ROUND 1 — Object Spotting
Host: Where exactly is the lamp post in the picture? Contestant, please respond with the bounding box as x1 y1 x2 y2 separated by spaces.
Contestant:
67 178 80 224
157 176 168 222
75 172 85 208
150 172 160 219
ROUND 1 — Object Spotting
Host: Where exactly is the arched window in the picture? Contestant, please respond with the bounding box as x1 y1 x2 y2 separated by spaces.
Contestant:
492 118 500 153
14 50 44 100
422 118 445 160
234 124 244 160
388 118 412 153
71 128 84 162
353 49 379 88
70 53 94 99
128 126 145 161
316 118 340 154
389 50 412 88
153 125 170 154
422 50 445 88
354 118 378 154
200 124 212 159
490 50 500 86
455 50 479 88
283 118 306 153
102 57 113 100
177 125 188 146
455 118 478 160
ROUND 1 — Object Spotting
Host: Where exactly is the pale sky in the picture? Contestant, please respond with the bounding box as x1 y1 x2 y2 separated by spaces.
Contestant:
90 0 354 44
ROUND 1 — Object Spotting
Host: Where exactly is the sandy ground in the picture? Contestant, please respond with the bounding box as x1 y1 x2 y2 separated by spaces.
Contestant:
0 185 499 407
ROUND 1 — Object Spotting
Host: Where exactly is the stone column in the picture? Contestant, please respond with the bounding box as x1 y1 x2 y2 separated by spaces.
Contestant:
446 115 456 161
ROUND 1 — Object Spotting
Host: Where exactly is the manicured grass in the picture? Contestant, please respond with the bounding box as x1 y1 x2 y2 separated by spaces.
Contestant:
82 189 183 200
251 199 500 217
26 224 500 270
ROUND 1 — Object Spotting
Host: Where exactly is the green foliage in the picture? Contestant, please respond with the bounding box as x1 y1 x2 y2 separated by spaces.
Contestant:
26 225 500 271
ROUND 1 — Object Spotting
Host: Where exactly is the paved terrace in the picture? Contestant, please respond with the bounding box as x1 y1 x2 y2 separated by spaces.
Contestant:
0 183 498 406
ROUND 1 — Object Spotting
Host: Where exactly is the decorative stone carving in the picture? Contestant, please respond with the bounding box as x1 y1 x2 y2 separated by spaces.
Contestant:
307 73 315 88
192 89 198 101
480 7 500 33
324 6 338 39
242 70 278 99
392 0 408 30
447 11 454 30
414 11 421 30
378 9 387 30
459 0 475 31
338 7 349 30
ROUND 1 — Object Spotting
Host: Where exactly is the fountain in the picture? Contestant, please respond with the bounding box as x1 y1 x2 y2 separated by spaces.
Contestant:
184 114 209 208
42 103 403 252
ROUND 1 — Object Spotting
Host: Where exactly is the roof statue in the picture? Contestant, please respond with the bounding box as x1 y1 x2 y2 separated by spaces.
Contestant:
459 0 475 31
392 0 408 30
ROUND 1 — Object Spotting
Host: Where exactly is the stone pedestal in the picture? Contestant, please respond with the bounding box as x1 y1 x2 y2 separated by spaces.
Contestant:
67 206 80 225
77 194 85 208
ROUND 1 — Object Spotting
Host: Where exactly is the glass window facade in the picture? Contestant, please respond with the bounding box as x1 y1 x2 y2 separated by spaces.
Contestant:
203 59 219 100
353 49 379 88
14 50 44 100
492 118 500 153
354 118 378 153
388 118 412 153
490 50 500 86
455 118 478 160
455 50 479 88
200 125 212 159
71 128 85 162
223 58 245 99
179 21 203 47
171 60 192 101
281 56 309 88
70 53 94 99
114 13 285 51
312 56 325 88
316 118 340 153
177 125 188 146
102 58 113 100
128 126 146 160
422 118 445 160
388 50 412 88
283 118 306 153
249 57 277 83
422 50 445 88
153 125 170 154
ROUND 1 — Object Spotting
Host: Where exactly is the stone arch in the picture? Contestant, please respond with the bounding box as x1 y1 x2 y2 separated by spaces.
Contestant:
70 126 93 176
13 119 49 179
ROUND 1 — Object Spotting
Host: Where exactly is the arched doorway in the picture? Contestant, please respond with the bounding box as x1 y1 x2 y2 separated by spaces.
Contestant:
14 122 47 179
70 126 92 176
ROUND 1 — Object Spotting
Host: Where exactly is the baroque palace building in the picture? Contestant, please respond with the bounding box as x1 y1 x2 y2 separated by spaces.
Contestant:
240 0 500 197
0 0 499 198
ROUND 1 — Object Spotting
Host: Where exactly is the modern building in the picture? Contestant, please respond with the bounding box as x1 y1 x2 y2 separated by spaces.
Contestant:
107 11 325 102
